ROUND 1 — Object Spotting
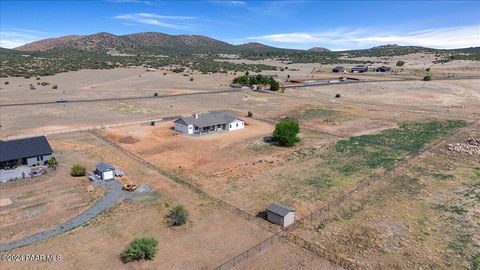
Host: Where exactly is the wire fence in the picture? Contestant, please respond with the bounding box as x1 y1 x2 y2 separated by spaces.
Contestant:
0 116 181 141
89 129 280 234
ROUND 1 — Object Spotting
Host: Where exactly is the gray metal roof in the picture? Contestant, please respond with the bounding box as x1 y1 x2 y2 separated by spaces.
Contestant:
267 203 295 217
0 136 53 162
96 162 114 172
174 111 240 128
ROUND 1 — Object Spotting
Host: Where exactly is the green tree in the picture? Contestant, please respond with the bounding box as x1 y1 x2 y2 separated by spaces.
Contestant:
273 120 300 147
167 205 189 226
269 78 280 91
71 164 86 177
423 75 432 81
121 237 158 263
396 60 405 67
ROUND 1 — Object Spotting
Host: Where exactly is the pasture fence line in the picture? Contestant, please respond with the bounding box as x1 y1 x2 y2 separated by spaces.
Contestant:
88 129 280 234
0 116 181 141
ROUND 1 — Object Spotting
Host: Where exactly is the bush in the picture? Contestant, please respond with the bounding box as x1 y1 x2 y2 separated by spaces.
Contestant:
4 81 8 85
71 164 86 177
423 75 432 81
247 111 253 117
153 92 158 96
425 67 431 72
269 78 280 91
40 82 50 86
396 61 405 67
167 205 188 226
52 85 58 89
47 157 57 167
335 93 341 98
150 121 155 126
121 237 158 263
190 77 194 81
36 77 41 80
273 120 300 147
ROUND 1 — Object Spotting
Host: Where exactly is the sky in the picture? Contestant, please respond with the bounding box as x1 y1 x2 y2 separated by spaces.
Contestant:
1 0 479 50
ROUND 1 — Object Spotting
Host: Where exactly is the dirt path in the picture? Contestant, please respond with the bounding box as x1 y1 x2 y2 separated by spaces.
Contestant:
0 180 131 252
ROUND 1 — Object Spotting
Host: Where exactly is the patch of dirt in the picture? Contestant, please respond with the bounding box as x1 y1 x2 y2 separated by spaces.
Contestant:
0 198 13 207
118 135 140 144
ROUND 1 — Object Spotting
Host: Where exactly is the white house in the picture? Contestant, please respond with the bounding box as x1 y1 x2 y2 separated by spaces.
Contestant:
267 203 295 227
174 111 244 135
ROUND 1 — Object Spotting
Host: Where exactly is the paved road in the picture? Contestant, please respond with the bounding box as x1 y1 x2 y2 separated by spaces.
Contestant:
0 180 130 252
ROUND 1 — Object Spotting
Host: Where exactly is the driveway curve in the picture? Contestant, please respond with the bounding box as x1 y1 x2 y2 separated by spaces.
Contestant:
0 180 129 252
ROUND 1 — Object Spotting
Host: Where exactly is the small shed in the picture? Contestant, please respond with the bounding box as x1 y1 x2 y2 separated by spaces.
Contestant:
95 162 115 181
267 203 295 227
332 66 344 73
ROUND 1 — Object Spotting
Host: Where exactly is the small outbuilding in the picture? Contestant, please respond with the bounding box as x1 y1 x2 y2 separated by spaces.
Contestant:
351 65 369 73
267 203 295 227
375 66 391 72
95 162 115 181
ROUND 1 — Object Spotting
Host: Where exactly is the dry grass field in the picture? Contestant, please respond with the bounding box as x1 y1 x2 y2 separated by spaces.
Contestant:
0 56 479 269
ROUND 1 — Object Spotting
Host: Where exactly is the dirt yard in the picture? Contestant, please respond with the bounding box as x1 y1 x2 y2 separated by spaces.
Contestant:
0 150 103 243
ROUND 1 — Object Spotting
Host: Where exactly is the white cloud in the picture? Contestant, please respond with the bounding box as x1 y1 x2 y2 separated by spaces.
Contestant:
113 13 197 29
245 25 480 50
0 30 48 48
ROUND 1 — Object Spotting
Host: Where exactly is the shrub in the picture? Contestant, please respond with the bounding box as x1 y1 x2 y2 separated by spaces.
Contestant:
273 120 300 147
71 164 86 177
425 67 431 72
4 81 8 85
150 121 155 126
40 82 50 86
167 205 188 226
423 75 432 81
190 77 194 81
269 78 280 91
396 60 405 67
121 237 158 263
52 85 58 89
163 72 167 75
47 157 57 167
335 93 341 98
153 92 158 96
247 111 253 117
36 77 40 80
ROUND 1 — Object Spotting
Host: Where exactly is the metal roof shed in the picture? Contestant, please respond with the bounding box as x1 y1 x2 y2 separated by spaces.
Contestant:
267 203 295 227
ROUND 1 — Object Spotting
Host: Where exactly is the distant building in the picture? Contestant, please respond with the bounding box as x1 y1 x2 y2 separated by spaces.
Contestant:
332 66 344 73
351 65 369 73
0 136 53 169
174 111 244 135
95 162 115 181
375 66 391 72
267 203 295 227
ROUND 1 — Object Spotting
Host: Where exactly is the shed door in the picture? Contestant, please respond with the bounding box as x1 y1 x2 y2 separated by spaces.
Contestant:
103 170 114 180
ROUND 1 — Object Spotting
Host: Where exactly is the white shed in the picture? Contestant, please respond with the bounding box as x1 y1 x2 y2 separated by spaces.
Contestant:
95 162 115 181
267 203 295 227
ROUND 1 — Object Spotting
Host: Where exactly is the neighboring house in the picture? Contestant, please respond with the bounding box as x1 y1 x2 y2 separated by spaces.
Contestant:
0 136 53 169
351 65 369 73
267 203 295 227
95 162 115 181
174 111 244 135
332 66 344 73
375 66 391 72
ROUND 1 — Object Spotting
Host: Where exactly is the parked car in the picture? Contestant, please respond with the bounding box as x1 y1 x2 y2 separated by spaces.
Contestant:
56 98 67 103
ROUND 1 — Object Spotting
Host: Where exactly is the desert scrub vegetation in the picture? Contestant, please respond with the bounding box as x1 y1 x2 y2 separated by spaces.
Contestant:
121 237 158 263
167 205 189 226
70 164 86 176
423 75 432 81
233 74 279 90
273 119 300 147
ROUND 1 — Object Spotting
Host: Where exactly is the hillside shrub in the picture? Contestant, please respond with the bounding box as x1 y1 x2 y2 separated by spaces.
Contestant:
153 92 158 96
247 111 253 117
121 237 158 263
273 120 300 147
4 81 8 85
423 75 432 81
47 157 57 168
190 77 194 81
167 205 188 226
52 85 58 89
396 61 405 66
71 164 86 177
335 93 341 98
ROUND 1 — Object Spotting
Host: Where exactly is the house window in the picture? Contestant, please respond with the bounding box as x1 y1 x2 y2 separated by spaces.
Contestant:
236 123 238 127
189 126 192 129
37 156 40 161
195 126 198 130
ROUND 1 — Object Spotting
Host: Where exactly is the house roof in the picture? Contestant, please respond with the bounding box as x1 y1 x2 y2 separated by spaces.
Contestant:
0 136 53 163
174 111 240 128
96 162 114 172
267 203 295 217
